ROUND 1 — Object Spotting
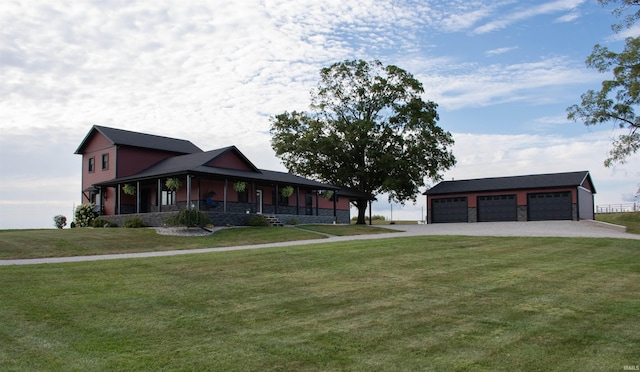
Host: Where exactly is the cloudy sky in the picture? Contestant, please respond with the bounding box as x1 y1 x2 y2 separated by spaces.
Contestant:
1 0 639 228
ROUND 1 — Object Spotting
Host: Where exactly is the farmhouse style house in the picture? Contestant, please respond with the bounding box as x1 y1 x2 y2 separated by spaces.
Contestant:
424 171 596 223
75 125 366 226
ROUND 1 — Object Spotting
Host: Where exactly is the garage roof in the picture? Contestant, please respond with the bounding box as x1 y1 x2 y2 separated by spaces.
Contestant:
423 171 595 195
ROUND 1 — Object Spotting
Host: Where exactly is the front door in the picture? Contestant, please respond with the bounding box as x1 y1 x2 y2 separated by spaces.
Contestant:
256 190 263 214
140 189 151 213
305 194 313 215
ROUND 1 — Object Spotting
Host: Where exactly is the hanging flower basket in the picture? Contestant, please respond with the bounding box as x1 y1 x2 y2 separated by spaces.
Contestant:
122 184 136 196
321 190 333 200
281 186 294 198
233 181 246 192
165 177 182 191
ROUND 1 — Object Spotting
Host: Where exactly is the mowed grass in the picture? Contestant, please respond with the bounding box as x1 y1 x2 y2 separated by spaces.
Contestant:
1 236 639 370
597 211 640 234
0 227 326 259
299 224 400 236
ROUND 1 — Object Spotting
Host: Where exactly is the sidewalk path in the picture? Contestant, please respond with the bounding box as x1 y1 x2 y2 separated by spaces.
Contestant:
1 220 638 266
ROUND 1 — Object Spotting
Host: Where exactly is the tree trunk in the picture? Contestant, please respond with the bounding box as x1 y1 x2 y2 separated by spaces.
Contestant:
355 199 368 225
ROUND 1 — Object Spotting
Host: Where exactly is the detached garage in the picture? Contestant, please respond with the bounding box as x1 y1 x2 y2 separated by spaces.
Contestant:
424 171 596 223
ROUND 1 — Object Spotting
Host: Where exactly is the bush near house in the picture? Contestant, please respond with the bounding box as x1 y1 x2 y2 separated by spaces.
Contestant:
52 215 67 229
74 204 98 227
247 215 270 226
166 209 211 228
123 216 146 228
91 218 118 228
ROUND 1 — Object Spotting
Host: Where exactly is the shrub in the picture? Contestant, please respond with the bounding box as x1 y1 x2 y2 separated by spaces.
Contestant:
92 217 118 228
286 218 299 225
351 215 386 222
74 203 99 227
53 215 67 229
246 215 269 226
166 209 211 228
123 216 146 228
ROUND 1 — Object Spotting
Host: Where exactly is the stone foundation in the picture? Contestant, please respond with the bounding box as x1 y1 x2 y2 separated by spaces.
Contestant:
99 208 350 227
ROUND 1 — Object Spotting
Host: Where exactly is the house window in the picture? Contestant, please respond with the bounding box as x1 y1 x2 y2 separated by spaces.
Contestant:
237 190 248 203
273 192 289 206
101 153 109 170
88 157 95 173
162 190 176 205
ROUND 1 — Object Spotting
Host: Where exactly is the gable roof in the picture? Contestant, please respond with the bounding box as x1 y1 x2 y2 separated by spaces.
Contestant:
126 146 261 178
93 146 339 190
424 171 596 195
75 125 202 154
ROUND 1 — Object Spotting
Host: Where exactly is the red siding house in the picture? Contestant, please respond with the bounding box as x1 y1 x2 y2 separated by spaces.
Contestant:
75 125 367 226
423 171 596 223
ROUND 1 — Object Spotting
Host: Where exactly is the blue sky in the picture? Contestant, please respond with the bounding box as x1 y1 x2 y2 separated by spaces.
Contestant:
1 0 639 228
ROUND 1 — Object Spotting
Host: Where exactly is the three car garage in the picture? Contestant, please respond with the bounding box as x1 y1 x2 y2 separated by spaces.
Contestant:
425 171 595 224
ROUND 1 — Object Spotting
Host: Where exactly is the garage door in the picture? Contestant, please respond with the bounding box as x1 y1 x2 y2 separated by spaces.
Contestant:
477 195 517 222
527 192 572 221
431 197 468 223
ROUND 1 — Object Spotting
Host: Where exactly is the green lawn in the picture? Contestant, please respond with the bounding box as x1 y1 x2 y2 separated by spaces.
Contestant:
0 227 327 259
298 224 400 236
1 236 639 370
597 211 640 234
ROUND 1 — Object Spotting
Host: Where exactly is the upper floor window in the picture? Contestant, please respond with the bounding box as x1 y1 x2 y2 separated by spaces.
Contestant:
88 157 95 173
101 153 109 170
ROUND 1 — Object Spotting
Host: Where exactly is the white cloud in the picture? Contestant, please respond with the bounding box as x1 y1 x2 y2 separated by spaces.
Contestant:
419 57 599 109
606 24 640 41
473 0 585 34
485 46 518 56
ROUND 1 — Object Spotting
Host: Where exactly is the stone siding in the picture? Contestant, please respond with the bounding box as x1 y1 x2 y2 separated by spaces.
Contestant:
100 207 349 227
517 206 528 221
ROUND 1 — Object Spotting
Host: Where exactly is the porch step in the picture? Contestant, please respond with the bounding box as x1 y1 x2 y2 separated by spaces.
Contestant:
263 215 284 227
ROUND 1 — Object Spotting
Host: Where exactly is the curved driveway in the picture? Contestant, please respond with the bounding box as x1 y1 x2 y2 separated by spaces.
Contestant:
1 220 638 266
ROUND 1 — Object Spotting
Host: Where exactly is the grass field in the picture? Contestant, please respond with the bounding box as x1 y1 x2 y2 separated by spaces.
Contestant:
596 211 640 234
1 235 639 370
0 225 396 260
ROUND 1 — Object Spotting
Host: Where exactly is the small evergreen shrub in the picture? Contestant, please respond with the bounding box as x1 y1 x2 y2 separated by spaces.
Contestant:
123 216 146 228
92 217 118 228
53 215 67 229
351 215 386 222
74 203 99 227
246 215 269 226
286 218 299 225
166 209 211 228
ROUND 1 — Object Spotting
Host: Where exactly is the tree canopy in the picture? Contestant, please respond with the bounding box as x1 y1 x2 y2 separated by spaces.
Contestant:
270 59 456 224
567 0 640 167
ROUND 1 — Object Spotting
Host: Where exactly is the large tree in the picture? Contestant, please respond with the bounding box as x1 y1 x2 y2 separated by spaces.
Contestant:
567 0 640 167
270 59 456 224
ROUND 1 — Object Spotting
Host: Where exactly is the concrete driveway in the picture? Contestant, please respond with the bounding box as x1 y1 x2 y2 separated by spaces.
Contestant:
1 220 638 266
389 220 640 239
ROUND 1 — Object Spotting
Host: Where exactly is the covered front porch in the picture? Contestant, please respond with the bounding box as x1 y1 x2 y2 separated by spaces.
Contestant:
91 172 353 226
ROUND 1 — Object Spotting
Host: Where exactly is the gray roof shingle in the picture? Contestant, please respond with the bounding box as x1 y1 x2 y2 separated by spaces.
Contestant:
75 125 202 154
424 171 595 195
